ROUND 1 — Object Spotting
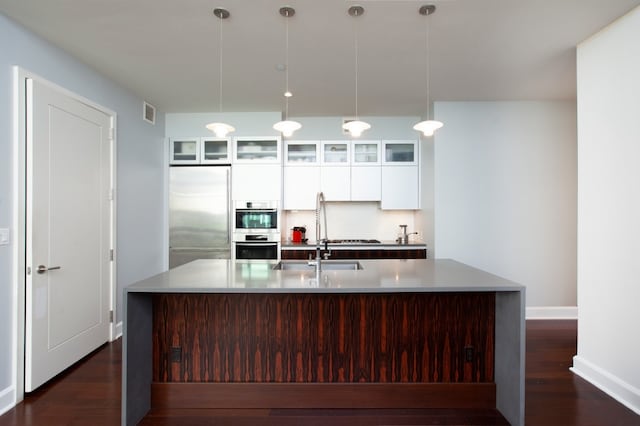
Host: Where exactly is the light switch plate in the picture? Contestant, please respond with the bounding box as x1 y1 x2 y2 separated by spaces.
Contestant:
0 228 10 245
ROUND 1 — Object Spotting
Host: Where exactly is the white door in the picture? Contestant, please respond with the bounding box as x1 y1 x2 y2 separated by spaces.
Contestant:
25 78 112 392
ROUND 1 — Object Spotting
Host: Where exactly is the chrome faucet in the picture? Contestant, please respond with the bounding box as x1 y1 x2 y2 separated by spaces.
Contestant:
309 191 329 279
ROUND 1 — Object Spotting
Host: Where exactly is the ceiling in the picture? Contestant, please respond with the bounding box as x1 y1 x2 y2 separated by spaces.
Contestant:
2 0 639 117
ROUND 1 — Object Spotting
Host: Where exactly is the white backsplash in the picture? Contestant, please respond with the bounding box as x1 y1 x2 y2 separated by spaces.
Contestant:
282 202 421 243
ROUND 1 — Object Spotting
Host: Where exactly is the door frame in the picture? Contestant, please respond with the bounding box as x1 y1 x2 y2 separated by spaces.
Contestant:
12 67 117 402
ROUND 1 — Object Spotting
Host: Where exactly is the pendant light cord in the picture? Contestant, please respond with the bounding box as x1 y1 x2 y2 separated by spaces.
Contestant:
425 10 431 120
354 8 360 120
218 13 224 114
285 9 290 119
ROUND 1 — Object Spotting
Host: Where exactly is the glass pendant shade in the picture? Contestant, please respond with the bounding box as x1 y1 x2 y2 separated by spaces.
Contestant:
273 120 302 137
413 119 443 137
206 122 235 138
342 120 371 138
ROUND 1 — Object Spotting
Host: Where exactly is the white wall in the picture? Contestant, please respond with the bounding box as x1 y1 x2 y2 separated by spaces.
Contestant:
434 101 577 308
0 15 166 413
572 6 640 414
166 112 282 138
283 203 419 243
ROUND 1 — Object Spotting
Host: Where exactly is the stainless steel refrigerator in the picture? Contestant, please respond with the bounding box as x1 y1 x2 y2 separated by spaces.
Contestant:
169 166 231 268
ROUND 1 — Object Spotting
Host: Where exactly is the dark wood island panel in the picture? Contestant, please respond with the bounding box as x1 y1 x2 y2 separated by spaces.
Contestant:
281 248 427 260
150 292 495 410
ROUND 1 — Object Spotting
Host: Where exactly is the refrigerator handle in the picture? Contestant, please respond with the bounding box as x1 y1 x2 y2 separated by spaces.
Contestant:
227 167 231 244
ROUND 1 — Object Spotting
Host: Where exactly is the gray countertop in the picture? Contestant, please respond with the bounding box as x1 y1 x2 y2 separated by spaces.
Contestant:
125 259 523 294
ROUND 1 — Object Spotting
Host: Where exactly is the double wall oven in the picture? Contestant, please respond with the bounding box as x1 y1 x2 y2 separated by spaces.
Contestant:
232 201 280 261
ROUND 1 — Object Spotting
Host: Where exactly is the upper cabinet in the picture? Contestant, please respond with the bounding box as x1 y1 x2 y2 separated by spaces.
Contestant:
382 140 418 165
351 140 381 201
352 140 381 166
381 140 420 210
169 137 231 165
169 137 200 164
201 137 231 164
321 141 350 165
283 140 320 209
233 136 281 163
284 140 320 165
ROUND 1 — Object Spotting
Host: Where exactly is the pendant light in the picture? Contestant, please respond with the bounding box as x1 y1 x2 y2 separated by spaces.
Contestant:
413 5 443 137
206 8 235 138
342 5 370 138
273 6 302 138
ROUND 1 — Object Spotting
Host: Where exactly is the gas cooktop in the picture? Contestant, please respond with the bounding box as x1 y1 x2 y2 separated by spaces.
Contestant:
326 239 381 244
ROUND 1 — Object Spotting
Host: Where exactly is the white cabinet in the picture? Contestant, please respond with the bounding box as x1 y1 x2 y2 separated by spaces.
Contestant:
201 137 231 164
233 136 281 163
232 164 282 201
381 140 420 210
382 140 418 165
169 137 200 164
169 137 231 164
320 166 351 201
281 139 419 209
321 141 350 165
381 166 419 209
283 166 320 210
284 140 320 165
283 141 320 209
351 140 381 201
352 166 381 201
352 140 381 165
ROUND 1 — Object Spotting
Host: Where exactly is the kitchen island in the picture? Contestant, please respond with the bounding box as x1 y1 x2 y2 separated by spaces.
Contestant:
122 259 524 425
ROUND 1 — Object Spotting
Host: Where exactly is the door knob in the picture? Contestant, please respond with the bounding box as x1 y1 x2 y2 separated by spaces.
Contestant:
37 265 61 274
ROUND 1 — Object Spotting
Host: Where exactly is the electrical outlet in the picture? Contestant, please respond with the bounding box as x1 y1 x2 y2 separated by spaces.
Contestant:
464 346 474 362
170 346 182 363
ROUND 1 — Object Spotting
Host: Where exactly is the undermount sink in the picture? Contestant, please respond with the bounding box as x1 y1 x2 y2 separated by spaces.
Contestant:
272 260 363 271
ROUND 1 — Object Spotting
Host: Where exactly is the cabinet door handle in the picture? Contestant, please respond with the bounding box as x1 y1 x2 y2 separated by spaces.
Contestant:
37 265 61 274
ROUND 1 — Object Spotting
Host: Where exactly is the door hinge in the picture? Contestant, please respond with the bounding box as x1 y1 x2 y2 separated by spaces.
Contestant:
109 310 114 323
109 188 114 201
110 249 114 261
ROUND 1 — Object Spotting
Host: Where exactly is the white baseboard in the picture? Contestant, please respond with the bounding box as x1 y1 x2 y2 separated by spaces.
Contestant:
0 385 15 417
526 306 577 320
571 355 640 416
114 321 123 340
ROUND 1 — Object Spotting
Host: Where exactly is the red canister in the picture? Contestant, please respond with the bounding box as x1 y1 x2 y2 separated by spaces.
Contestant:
292 227 303 243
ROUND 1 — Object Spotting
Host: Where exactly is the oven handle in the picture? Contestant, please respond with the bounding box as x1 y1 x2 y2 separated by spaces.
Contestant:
236 209 278 213
235 242 278 247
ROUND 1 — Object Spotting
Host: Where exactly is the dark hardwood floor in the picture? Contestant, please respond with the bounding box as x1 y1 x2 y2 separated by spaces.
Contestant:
1 320 638 425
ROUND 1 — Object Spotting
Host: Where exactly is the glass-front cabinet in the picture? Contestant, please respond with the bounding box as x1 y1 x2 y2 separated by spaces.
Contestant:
284 140 320 165
201 138 231 164
382 140 418 165
381 140 420 209
234 137 281 163
352 140 381 165
170 137 231 164
169 137 200 164
321 141 350 165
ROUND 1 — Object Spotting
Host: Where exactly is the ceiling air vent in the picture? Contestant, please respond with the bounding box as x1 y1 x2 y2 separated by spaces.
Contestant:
143 101 156 124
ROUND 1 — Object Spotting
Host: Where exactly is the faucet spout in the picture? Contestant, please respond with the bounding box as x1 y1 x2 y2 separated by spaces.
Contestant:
309 192 329 279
